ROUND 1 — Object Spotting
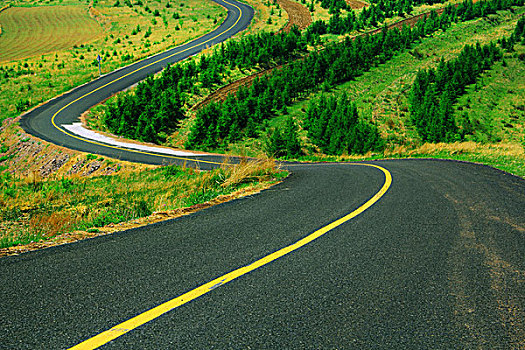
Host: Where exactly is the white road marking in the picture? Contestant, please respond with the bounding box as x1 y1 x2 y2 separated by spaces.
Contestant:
63 123 200 156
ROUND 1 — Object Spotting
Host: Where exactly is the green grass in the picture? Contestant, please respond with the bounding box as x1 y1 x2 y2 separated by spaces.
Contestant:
240 0 289 36
454 48 525 144
0 158 285 249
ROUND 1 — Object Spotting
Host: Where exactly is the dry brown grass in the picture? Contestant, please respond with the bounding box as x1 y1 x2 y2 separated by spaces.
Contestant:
221 157 278 188
384 141 524 158
239 0 288 36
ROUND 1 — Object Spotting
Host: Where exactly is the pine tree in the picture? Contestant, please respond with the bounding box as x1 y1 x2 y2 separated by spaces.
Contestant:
283 117 301 157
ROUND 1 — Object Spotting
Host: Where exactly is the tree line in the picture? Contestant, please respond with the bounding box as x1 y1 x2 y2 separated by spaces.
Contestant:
500 15 525 51
306 0 522 39
103 0 462 143
103 0 523 150
306 0 445 39
409 42 503 142
187 0 524 153
103 27 308 143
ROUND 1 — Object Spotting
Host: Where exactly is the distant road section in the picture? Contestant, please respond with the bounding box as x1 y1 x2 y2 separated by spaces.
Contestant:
19 0 253 169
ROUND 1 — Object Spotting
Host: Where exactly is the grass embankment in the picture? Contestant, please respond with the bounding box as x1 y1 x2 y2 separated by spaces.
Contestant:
0 0 226 121
262 7 525 177
0 155 285 254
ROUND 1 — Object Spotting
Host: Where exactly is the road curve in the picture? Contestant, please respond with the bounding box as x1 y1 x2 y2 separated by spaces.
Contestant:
19 0 253 170
1 160 524 348
8 0 525 348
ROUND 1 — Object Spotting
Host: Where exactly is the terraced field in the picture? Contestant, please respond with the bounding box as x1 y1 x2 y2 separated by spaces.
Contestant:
0 6 103 62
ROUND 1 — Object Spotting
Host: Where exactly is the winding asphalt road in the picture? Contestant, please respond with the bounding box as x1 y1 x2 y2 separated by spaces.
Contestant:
19 0 253 169
5 1 525 348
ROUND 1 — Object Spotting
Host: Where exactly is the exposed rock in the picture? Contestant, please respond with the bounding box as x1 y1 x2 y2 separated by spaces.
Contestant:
39 154 71 177
84 161 101 176
67 160 86 176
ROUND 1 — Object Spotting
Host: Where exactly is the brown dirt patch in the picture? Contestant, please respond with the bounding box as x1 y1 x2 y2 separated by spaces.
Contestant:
191 66 283 110
346 0 368 9
277 0 312 33
0 117 152 179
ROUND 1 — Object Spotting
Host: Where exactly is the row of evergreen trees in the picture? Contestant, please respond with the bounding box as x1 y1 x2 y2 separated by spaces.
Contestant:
304 93 384 155
264 117 302 158
410 16 525 142
103 28 309 143
186 21 427 149
307 0 523 39
211 27 307 69
104 74 184 143
307 0 444 37
501 15 525 50
409 42 503 142
104 0 462 143
104 0 523 149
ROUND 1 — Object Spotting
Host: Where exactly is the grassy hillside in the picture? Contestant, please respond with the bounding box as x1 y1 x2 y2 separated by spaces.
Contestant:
0 117 286 253
0 154 284 254
223 6 525 177
0 0 226 121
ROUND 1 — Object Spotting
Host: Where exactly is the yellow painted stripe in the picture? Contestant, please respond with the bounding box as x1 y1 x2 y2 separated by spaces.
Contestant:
50 0 245 167
69 163 392 350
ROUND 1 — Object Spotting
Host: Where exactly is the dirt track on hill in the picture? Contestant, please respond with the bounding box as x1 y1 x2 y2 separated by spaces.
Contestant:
191 66 281 110
346 0 368 9
277 0 312 33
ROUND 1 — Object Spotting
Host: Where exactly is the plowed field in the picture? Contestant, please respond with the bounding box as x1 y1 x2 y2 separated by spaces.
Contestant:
0 6 103 62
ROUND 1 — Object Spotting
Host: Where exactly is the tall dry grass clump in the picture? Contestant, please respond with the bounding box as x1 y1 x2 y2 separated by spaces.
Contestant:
221 157 278 188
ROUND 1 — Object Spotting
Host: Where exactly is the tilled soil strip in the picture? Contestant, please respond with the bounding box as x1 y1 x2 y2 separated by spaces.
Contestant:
346 0 368 9
277 0 313 33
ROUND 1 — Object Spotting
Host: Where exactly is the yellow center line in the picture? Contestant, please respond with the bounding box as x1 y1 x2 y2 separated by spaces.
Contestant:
69 163 392 350
50 0 245 167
